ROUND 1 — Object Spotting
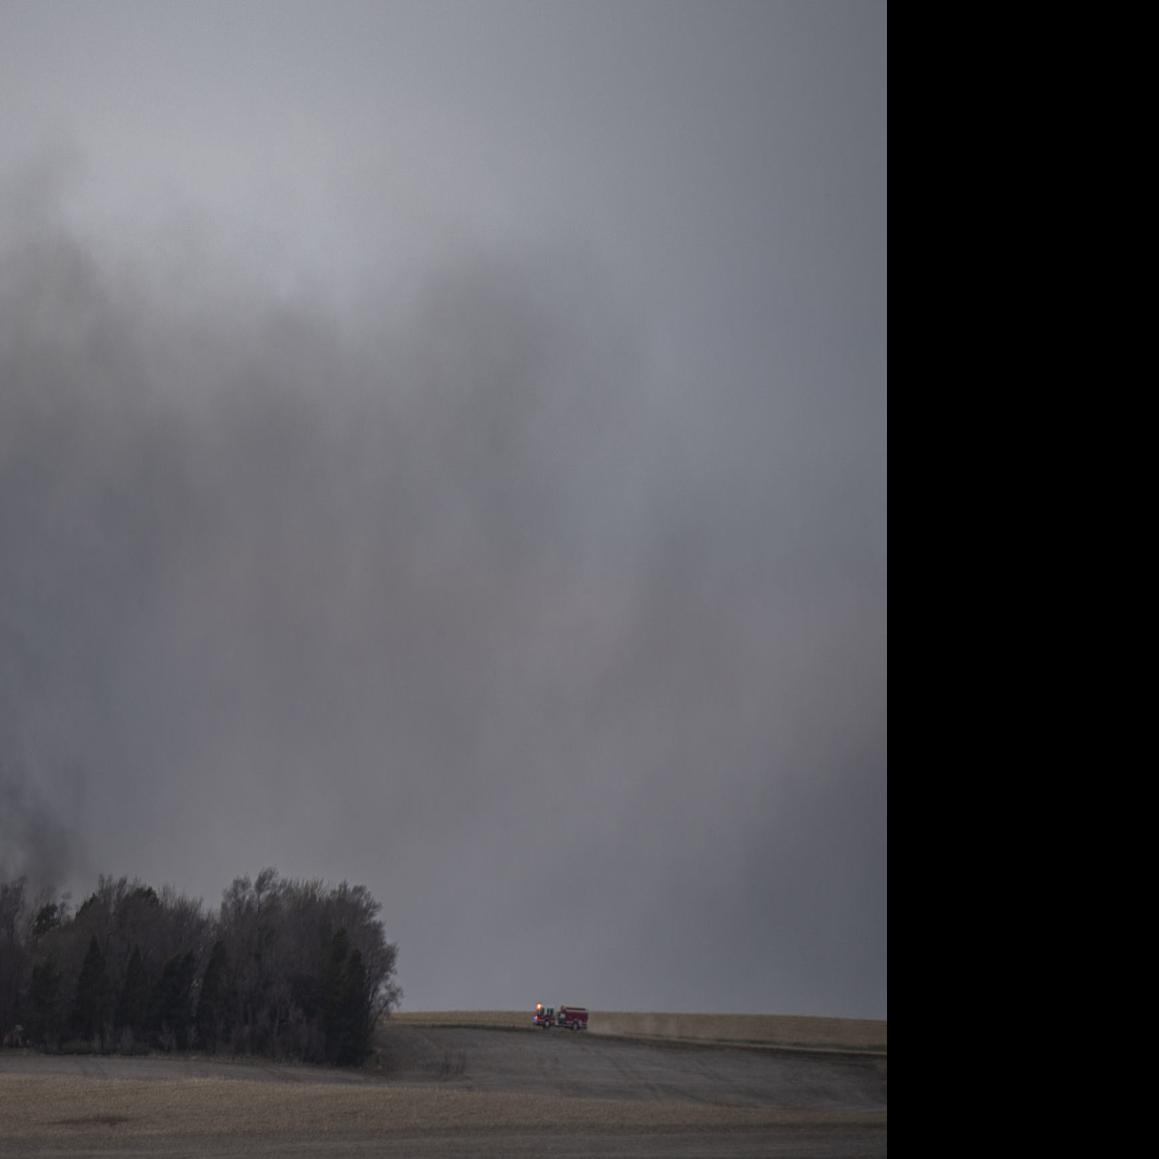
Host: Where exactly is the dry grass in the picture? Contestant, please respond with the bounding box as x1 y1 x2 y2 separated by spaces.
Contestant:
591 1012 887 1051
390 1010 886 1051
0 1075 881 1139
2 1009 887 1146
390 1010 530 1030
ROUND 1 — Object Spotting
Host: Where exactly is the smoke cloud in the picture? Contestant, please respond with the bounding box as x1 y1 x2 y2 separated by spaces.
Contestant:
1 2 885 1018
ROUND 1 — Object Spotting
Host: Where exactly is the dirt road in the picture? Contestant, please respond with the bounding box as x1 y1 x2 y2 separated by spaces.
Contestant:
0 1025 885 1157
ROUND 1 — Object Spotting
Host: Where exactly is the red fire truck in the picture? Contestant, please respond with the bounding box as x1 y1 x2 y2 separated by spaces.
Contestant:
532 1002 589 1030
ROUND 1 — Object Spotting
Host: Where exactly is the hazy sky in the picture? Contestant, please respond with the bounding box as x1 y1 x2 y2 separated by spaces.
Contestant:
0 0 886 1019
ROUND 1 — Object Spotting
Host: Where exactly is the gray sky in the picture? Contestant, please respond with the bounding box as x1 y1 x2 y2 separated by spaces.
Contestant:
0 0 886 1019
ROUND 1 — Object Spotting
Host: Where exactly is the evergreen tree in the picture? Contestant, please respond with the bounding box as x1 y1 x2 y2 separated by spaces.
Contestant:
28 956 64 1047
115 946 149 1044
151 951 196 1050
337 948 372 1065
0 878 27 1045
71 935 109 1044
196 940 230 1052
322 928 350 1063
33 901 62 939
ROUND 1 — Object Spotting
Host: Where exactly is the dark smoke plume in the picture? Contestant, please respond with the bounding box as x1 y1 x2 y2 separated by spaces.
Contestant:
1 146 885 1017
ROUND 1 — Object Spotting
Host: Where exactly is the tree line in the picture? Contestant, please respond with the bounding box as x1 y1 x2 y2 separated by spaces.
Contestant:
0 868 399 1065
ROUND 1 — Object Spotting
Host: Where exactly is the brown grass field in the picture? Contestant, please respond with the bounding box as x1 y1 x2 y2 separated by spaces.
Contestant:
391 1009 887 1051
0 1012 886 1156
0 1074 878 1141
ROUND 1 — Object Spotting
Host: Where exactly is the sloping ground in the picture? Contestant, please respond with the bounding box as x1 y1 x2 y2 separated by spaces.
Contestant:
592 1012 886 1051
391 1009 887 1052
0 1049 393 1085
0 1026 885 1158
376 1025 886 1112
0 1075 883 1159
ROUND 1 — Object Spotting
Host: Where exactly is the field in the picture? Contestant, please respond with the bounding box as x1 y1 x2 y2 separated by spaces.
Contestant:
392 1009 888 1051
0 1012 886 1157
